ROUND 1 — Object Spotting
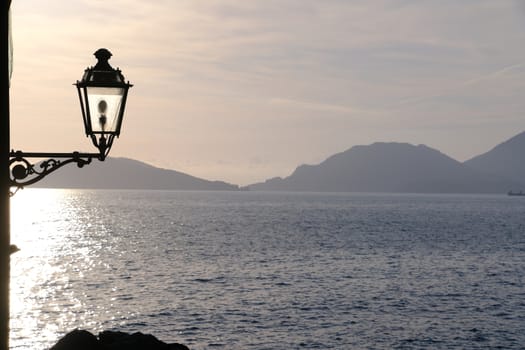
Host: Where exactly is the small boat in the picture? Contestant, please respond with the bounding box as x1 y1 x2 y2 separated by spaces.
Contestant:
507 190 525 196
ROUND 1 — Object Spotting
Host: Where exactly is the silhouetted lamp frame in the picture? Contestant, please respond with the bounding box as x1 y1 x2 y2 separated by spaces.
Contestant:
0 5 137 350
76 48 132 159
8 48 133 190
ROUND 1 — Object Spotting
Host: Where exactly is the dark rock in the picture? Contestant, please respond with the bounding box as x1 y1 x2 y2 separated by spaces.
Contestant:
50 330 189 350
99 330 189 350
50 329 103 350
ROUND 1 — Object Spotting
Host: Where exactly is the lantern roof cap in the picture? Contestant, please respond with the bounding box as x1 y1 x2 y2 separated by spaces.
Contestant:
76 48 132 87
93 48 114 71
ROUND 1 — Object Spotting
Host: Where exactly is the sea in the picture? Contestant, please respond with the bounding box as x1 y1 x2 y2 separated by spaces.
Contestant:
8 189 525 349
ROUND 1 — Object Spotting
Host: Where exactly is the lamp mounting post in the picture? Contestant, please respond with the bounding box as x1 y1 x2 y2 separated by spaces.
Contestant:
1 2 12 350
1 3 132 348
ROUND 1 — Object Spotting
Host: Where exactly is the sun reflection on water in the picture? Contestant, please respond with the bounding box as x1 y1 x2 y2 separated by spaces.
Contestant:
10 189 101 349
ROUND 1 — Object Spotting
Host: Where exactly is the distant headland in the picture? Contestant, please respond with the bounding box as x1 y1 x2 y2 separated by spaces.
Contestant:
35 131 525 194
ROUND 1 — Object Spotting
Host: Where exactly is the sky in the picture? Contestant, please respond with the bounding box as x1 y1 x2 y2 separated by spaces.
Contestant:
8 0 525 185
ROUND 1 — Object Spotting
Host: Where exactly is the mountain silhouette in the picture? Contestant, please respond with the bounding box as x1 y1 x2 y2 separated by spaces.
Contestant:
34 157 239 191
464 131 525 187
248 142 514 193
30 131 525 193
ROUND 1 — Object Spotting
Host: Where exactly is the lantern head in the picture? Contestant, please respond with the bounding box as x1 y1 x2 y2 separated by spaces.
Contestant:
76 48 132 159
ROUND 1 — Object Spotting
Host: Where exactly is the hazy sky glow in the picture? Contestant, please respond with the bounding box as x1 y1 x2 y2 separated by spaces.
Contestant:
9 0 525 184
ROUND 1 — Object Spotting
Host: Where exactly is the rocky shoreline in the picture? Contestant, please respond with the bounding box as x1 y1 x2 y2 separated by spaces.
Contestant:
50 329 189 350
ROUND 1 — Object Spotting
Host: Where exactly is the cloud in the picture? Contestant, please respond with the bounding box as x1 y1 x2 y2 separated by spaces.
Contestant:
268 98 373 117
9 0 525 183
397 60 525 107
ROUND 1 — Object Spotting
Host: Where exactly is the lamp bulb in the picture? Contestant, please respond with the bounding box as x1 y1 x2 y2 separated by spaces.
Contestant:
98 100 108 113
98 100 108 128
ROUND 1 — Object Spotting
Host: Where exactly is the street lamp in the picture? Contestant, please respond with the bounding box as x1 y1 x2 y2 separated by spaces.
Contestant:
9 48 132 189
0 4 132 348
2 3 133 348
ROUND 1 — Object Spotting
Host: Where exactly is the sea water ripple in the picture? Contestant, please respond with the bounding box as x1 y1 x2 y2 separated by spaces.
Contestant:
9 190 525 349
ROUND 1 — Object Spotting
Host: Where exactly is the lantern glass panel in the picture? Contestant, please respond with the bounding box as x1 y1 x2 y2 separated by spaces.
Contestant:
86 86 124 133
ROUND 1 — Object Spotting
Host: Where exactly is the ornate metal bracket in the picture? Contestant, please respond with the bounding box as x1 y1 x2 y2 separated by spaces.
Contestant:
9 151 103 191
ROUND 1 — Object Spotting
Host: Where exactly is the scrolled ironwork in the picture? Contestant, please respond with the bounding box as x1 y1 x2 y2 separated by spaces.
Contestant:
9 151 101 189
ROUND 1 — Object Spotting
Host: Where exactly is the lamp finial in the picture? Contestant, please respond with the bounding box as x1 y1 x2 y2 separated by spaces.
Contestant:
93 49 113 71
